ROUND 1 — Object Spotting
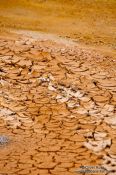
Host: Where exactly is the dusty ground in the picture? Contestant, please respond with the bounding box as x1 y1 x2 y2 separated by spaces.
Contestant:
0 0 116 52
0 31 116 175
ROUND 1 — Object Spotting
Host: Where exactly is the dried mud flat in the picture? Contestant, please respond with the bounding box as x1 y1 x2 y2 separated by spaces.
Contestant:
0 32 116 175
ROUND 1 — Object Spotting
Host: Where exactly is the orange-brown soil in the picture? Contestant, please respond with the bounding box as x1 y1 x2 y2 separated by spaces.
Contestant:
0 31 116 175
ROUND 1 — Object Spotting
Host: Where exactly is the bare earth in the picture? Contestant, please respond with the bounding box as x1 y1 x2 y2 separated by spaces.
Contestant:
0 31 116 175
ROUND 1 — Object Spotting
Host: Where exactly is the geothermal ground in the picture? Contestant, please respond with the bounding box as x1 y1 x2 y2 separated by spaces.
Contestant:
0 31 116 175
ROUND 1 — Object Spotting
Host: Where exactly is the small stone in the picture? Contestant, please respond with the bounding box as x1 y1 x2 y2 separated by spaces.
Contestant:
0 135 9 145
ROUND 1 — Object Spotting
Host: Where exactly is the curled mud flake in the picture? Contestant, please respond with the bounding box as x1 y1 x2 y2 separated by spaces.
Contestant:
75 107 88 115
93 95 109 103
38 76 50 82
103 104 115 112
80 96 90 102
64 88 84 99
0 108 22 128
88 109 100 115
84 132 93 139
84 139 111 152
109 154 116 159
67 115 77 119
84 131 107 140
48 74 55 81
0 108 14 116
83 101 95 110
48 82 56 91
0 135 10 146
94 132 107 141
73 91 84 98
7 121 21 128
102 155 116 173
56 95 69 103
0 78 9 86
100 80 116 87
67 101 80 108
104 116 116 127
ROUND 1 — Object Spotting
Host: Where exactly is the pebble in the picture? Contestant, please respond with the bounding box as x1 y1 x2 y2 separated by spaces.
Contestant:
0 135 9 145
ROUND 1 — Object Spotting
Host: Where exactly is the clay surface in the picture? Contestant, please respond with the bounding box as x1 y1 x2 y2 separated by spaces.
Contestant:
0 32 116 175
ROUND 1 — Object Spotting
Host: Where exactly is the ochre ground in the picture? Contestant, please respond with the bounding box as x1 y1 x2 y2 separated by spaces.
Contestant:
0 0 116 52
0 32 116 175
